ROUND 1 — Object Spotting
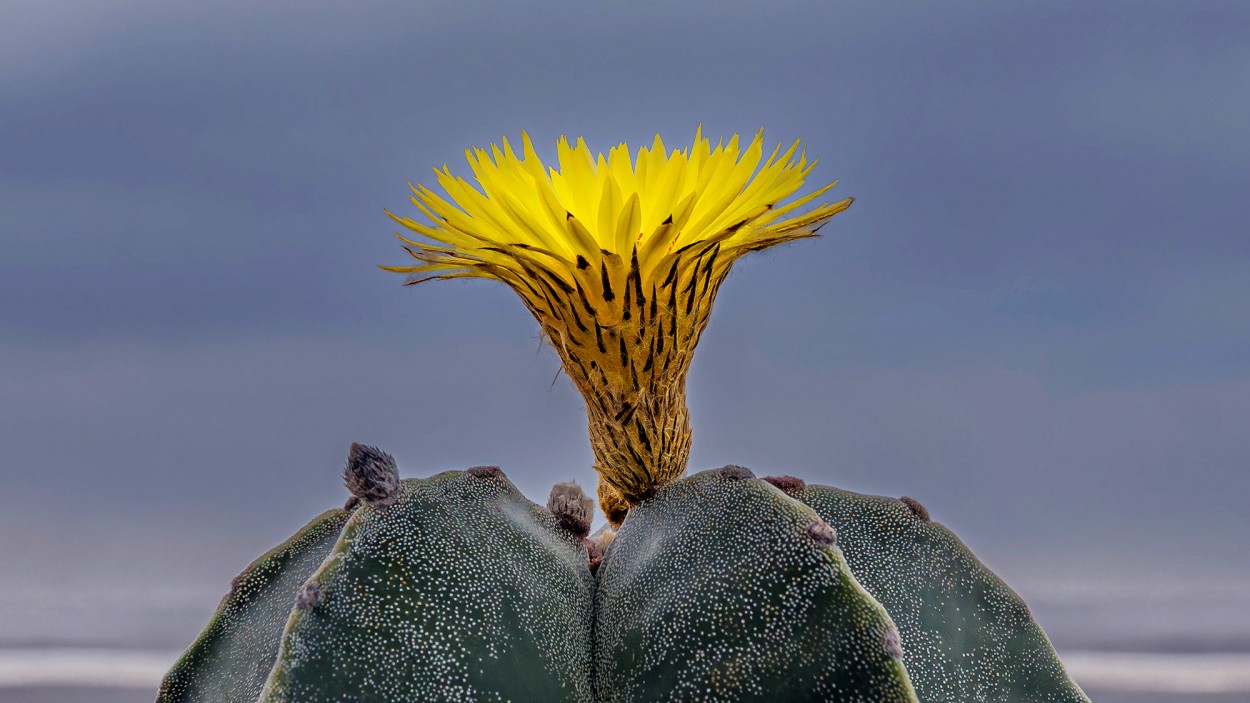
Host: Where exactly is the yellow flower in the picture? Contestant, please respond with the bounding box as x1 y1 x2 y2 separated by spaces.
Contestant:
385 128 851 522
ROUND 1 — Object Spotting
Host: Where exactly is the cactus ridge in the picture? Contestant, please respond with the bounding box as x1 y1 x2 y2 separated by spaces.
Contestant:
594 468 917 703
775 481 1091 703
258 469 596 703
156 507 353 703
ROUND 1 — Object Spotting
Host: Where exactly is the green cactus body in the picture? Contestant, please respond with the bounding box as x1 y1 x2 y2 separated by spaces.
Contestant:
594 467 918 703
157 507 354 703
257 468 596 703
162 463 1092 702
769 480 1090 703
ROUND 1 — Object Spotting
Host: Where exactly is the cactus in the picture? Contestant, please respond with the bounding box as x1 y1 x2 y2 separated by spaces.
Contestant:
162 130 1091 701
382 129 850 522
163 457 1089 701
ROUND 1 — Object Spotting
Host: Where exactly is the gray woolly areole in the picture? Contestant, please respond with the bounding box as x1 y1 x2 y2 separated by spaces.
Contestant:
710 464 756 480
763 475 807 495
343 443 400 509
899 496 930 521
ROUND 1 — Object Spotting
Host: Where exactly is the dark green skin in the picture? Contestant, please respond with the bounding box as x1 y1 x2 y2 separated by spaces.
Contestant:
777 481 1090 703
156 507 354 703
257 470 596 703
594 468 919 703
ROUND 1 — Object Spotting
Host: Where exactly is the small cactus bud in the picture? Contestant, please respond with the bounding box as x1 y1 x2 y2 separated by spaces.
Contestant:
899 496 930 521
343 443 400 510
466 465 505 480
547 481 594 539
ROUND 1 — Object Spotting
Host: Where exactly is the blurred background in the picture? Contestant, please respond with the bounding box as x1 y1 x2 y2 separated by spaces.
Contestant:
2 1 1248 701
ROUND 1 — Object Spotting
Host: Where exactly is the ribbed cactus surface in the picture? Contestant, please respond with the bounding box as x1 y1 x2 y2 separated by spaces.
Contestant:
259 467 595 702
594 467 917 703
157 507 353 702
766 478 1090 703
161 457 1093 702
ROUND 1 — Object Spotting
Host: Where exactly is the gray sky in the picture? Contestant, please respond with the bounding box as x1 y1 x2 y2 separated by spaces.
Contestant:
2 0 1248 636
